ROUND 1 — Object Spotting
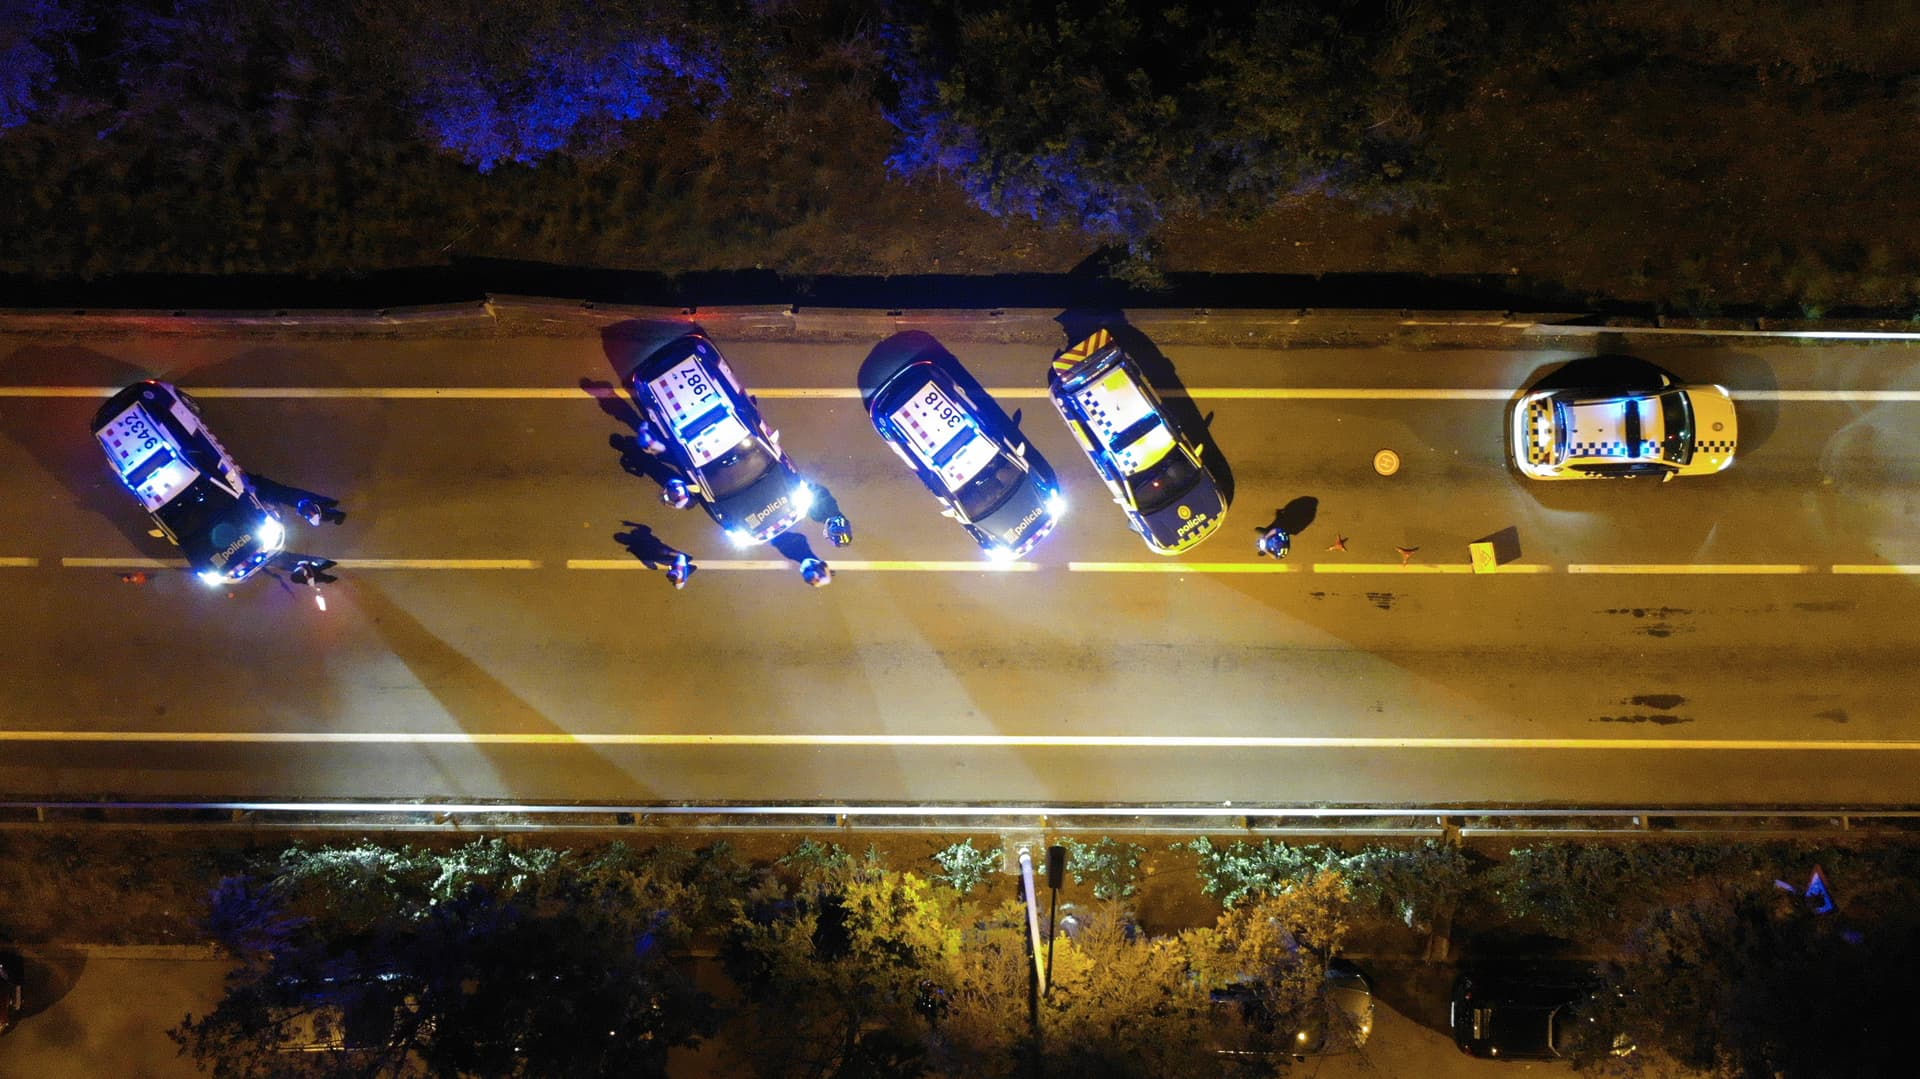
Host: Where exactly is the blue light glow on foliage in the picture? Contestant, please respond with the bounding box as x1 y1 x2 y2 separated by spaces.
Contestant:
417 36 726 172
881 24 1155 242
0 0 89 131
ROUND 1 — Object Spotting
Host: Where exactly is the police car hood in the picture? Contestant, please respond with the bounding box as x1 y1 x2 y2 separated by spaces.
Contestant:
711 459 804 540
179 493 277 575
1683 386 1738 468
973 473 1053 554
1139 474 1225 551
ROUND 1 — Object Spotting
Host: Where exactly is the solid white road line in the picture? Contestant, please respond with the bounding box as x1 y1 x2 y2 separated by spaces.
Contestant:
0 730 1915 752
1831 565 1920 574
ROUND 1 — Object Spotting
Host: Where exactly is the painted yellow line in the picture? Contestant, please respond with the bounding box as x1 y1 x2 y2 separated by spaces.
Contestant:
1314 563 1564 575
8 385 1920 402
1568 564 1817 575
1831 565 1920 575
61 557 188 569
1068 562 1293 573
0 731 1916 752
0 557 39 567
1315 563 1474 574
566 558 1036 572
334 558 541 570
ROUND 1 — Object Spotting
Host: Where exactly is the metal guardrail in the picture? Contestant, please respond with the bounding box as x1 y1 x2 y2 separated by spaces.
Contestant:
2 801 1916 838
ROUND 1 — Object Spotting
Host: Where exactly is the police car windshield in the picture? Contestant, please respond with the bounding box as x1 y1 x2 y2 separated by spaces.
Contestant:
154 476 239 545
703 436 776 500
1657 390 1695 462
956 452 1024 520
1128 449 1201 513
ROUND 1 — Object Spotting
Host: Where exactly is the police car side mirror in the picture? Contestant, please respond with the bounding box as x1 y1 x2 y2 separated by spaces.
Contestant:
769 428 781 444
1661 470 1676 483
1195 442 1207 458
1014 442 1028 457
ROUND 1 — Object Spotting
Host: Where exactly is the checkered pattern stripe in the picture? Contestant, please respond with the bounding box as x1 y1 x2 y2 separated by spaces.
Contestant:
1524 403 1553 463
1565 439 1638 458
1694 438 1736 455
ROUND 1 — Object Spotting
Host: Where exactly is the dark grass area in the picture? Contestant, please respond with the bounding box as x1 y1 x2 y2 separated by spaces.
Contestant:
5 2 1920 315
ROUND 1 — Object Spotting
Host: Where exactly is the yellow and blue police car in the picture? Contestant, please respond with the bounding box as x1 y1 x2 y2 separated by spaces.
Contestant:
1048 329 1225 552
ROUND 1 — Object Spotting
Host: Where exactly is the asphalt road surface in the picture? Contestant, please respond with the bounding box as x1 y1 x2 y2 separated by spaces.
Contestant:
1 321 1917 807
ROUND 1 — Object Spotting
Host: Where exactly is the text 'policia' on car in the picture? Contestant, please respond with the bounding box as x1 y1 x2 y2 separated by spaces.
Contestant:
91 379 285 584
868 342 1064 561
1049 329 1226 554
626 332 815 546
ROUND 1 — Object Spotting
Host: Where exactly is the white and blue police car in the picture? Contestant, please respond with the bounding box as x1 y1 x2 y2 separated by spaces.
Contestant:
90 380 285 584
1048 329 1225 554
868 348 1063 561
627 333 812 545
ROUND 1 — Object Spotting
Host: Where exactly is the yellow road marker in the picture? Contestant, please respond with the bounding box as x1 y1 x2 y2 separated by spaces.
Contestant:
1831 565 1920 574
565 558 1035 572
12 385 1919 402
1568 564 1816 575
1 731 1917 752
0 557 39 567
61 557 187 569
334 558 541 570
1067 562 1294 573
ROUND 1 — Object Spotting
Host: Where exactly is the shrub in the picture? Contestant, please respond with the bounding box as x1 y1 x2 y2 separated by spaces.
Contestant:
930 838 1001 896
1060 837 1147 900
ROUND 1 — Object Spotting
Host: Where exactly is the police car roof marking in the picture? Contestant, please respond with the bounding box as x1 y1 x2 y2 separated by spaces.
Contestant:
1067 365 1175 475
648 357 750 468
890 378 1000 492
95 402 201 512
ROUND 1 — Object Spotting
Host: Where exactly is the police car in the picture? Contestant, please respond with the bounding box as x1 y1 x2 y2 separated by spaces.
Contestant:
1048 329 1225 553
1511 372 1738 481
868 351 1063 561
627 333 812 545
90 380 286 584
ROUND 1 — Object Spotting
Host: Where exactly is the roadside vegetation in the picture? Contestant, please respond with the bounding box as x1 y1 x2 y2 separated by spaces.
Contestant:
4 826 1915 1077
6 1 1920 312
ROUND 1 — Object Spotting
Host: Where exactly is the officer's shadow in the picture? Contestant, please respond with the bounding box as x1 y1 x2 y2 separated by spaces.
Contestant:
771 532 822 572
582 377 683 491
613 521 687 570
1258 495 1320 538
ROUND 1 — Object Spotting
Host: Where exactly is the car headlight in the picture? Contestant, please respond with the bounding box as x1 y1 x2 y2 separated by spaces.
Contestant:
790 482 815 515
726 528 755 548
198 570 226 587
984 545 1019 563
1045 491 1067 519
257 515 285 551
